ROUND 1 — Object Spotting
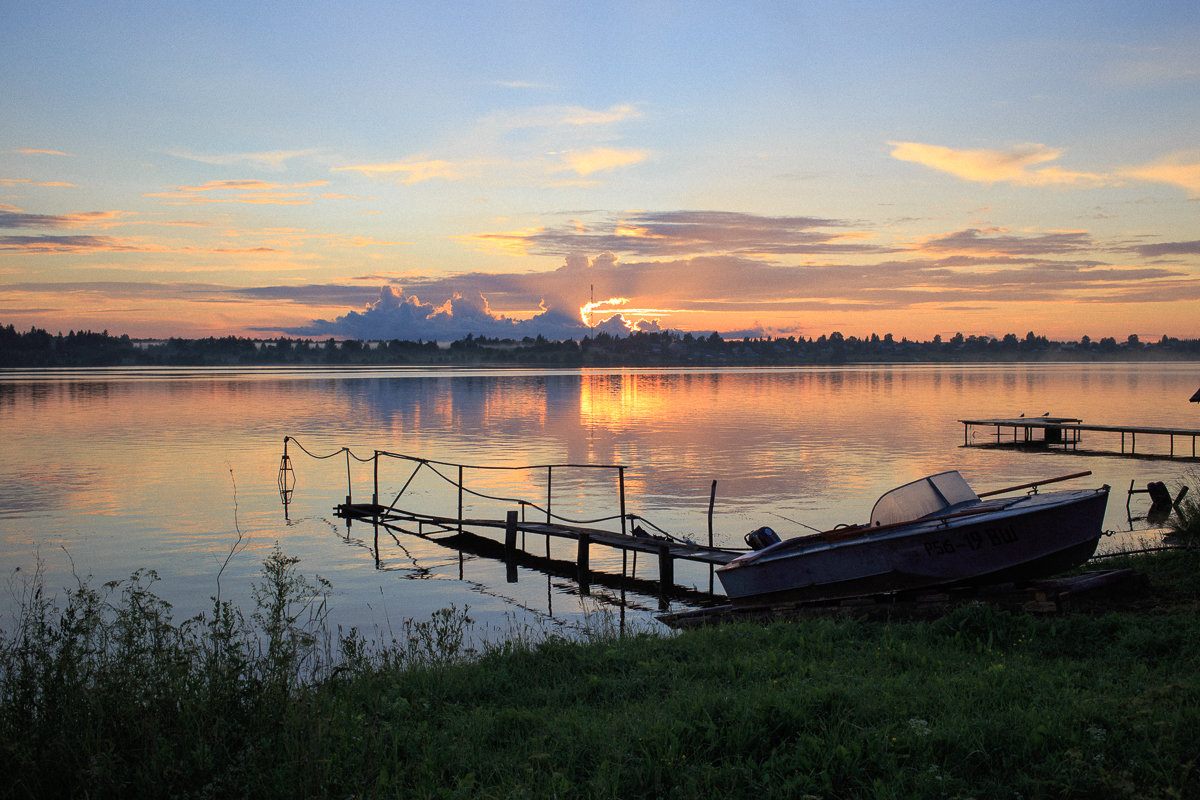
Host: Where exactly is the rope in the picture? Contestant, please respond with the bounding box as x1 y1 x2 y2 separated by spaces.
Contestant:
285 435 733 545
285 436 374 462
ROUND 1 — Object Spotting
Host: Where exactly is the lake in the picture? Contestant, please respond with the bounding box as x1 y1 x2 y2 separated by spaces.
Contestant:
2 363 1198 638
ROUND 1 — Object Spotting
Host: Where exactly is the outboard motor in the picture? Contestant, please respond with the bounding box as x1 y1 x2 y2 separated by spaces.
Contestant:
744 526 781 550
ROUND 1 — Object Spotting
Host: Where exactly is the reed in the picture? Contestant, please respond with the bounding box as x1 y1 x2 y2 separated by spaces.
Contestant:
2 547 1198 799
1167 469 1200 546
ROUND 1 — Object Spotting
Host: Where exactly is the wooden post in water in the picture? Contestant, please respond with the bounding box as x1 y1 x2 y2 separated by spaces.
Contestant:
546 466 553 524
504 510 518 555
505 510 518 583
372 451 379 506
457 465 464 535
618 466 627 536
344 448 352 506
658 543 673 593
577 532 590 593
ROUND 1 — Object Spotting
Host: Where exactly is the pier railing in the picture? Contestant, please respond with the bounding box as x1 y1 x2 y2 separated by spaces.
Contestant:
370 449 630 537
279 436 735 599
280 436 630 533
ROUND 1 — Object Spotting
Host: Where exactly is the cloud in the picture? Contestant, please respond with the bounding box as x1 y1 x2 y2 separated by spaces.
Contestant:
0 178 78 188
889 141 1109 187
167 148 319 170
276 285 593 340
1120 152 1200 195
917 227 1094 256
493 80 552 89
0 204 129 229
331 159 469 184
262 211 1190 339
481 103 642 132
1131 239 1200 258
0 234 148 253
145 179 328 205
558 147 649 176
469 210 884 258
13 148 71 156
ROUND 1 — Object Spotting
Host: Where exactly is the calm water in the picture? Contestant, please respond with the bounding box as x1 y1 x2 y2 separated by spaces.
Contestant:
2 364 1198 636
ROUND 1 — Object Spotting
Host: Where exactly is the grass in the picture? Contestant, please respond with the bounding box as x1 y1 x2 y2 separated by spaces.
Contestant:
1169 469 1200 547
2 546 1199 799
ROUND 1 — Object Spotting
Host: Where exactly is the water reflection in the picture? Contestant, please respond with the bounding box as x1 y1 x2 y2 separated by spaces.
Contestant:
2 364 1198 635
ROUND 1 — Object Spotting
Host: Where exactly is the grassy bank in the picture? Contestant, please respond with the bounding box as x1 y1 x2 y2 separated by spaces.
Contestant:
2 546 1198 799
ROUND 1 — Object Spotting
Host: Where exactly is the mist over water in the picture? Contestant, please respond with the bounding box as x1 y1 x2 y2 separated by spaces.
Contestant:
2 364 1196 634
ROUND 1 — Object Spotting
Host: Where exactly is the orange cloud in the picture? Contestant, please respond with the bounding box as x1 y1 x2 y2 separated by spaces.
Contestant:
0 204 130 229
1 178 78 187
13 148 71 156
559 147 649 176
889 141 1109 186
1120 151 1200 195
145 179 328 205
332 159 467 183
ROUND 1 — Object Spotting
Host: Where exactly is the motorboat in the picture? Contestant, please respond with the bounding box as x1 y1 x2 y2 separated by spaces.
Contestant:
717 471 1109 606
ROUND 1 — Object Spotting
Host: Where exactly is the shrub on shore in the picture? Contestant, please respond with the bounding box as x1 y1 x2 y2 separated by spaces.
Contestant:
2 546 1198 799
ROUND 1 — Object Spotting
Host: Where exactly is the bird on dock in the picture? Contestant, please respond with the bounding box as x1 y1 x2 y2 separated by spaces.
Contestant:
1042 411 1050 416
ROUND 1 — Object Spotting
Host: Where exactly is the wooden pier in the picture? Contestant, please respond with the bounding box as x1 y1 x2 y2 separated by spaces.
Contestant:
336 503 738 596
960 416 1200 460
279 438 741 599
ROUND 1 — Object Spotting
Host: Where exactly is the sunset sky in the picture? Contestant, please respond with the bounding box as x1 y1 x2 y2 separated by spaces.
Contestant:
3 1 1199 342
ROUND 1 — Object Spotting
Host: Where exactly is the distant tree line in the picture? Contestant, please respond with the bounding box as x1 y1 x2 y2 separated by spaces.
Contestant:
2 323 1199 368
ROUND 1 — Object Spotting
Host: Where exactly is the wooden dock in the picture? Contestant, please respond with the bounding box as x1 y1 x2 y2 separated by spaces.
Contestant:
960 416 1200 460
335 503 739 596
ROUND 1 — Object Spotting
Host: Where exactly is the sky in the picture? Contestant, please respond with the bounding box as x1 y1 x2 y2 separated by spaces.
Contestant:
2 0 1199 342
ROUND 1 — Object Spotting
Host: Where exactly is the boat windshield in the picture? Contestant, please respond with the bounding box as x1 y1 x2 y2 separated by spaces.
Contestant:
869 471 979 527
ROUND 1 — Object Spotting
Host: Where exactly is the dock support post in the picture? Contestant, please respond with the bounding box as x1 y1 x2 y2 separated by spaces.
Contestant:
345 448 352 505
546 467 553 524
505 510 518 555
658 543 673 591
577 533 590 591
618 467 627 536
505 510 519 583
372 451 379 506
457 466 464 535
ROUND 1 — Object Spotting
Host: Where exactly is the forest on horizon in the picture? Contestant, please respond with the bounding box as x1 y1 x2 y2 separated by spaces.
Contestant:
3 323 1200 368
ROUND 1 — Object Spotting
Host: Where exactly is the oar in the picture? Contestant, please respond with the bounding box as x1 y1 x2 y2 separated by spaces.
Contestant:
977 470 1093 498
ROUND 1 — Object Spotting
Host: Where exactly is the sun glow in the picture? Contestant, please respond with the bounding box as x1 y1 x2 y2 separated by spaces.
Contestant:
580 296 631 327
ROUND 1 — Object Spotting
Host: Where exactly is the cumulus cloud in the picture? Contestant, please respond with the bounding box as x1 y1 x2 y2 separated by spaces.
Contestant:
890 141 1109 187
276 285 592 340
257 213 1190 340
